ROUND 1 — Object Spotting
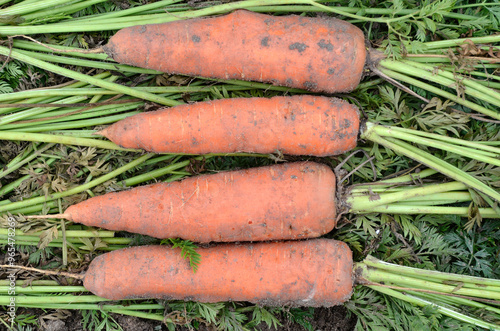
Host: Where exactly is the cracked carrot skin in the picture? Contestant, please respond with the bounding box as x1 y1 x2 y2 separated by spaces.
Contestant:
84 239 353 306
64 161 337 243
99 95 360 156
104 10 366 93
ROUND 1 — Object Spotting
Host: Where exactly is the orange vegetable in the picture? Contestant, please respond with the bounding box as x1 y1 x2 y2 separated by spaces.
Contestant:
99 95 360 156
84 239 353 306
47 162 337 243
103 10 366 93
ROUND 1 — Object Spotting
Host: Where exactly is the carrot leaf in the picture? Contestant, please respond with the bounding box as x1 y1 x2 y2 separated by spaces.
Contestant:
163 238 202 273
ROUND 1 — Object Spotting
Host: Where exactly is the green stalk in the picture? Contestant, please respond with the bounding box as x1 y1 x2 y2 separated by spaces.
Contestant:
0 295 107 304
0 85 251 102
402 60 500 103
0 46 181 106
19 302 167 321
0 234 132 245
368 128 500 167
0 131 134 151
415 292 500 316
12 39 109 60
362 255 500 288
9 111 140 132
0 286 86 293
365 205 500 218
0 153 154 213
362 123 500 203
74 0 182 22
17 303 165 311
0 229 115 238
0 95 90 125
349 169 439 192
378 126 500 155
123 158 194 187
423 35 500 51
363 269 500 300
0 280 59 286
14 48 161 74
367 286 500 330
0 0 77 16
2 104 142 130
21 0 108 22
390 192 472 204
378 60 500 120
347 182 467 212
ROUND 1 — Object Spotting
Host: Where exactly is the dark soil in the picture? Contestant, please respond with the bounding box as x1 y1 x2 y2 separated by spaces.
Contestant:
272 306 357 331
17 306 355 331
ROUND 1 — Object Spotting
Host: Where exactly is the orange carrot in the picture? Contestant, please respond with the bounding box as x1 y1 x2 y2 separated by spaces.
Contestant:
98 95 360 156
40 162 337 243
103 10 366 93
84 239 353 306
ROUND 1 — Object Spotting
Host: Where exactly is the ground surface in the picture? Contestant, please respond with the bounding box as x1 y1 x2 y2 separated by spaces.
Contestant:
29 306 356 331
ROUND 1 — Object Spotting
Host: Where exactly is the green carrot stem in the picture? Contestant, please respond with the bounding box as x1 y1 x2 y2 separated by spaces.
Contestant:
423 35 500 51
0 239 119 250
123 158 194 187
362 123 500 202
399 60 500 109
21 0 109 22
379 126 500 155
349 169 438 192
0 131 135 150
362 255 500 288
0 228 115 238
364 205 499 218
12 39 109 60
0 286 86 293
365 269 500 300
9 111 140 132
387 192 472 203
0 295 107 304
0 235 132 245
3 201 58 215
0 46 181 107
0 85 250 102
377 66 500 120
20 303 165 311
0 0 76 16
367 129 500 167
416 292 500 316
73 0 182 22
0 96 90 125
3 104 142 130
21 303 168 321
367 286 500 330
14 48 161 74
347 182 467 212
0 280 59 286
0 153 153 213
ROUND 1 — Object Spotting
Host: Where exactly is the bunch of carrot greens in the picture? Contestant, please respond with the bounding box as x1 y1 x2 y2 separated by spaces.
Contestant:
0 0 499 330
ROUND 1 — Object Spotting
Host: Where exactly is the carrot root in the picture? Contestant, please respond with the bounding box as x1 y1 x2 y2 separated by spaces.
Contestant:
64 162 337 243
103 10 366 93
84 239 354 306
99 95 360 156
